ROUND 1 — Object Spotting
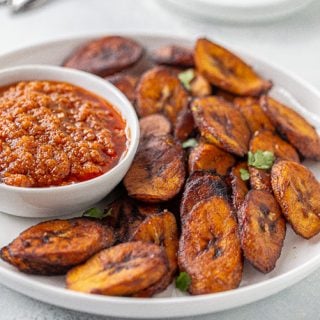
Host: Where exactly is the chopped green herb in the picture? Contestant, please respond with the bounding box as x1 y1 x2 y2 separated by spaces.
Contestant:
182 138 198 149
239 168 250 181
82 207 112 219
248 150 275 170
175 272 191 292
178 69 195 90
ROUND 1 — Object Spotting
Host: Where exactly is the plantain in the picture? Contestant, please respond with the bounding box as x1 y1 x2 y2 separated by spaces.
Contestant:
139 114 172 138
174 107 195 141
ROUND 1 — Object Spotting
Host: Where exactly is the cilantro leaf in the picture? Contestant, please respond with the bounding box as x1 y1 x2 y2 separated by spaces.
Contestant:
82 207 112 219
182 138 198 149
175 272 191 292
239 168 250 181
248 150 275 170
178 69 195 91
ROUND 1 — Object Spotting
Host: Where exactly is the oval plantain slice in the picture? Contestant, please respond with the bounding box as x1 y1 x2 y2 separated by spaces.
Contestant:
123 134 185 203
238 190 286 273
249 167 272 193
130 210 179 297
136 66 189 123
230 162 250 212
174 107 195 141
178 196 243 294
180 171 228 223
0 218 115 275
191 96 250 156
66 241 169 296
63 36 144 77
139 114 172 138
194 38 272 96
188 140 236 176
261 96 320 160
271 160 320 239
189 72 212 97
234 97 275 134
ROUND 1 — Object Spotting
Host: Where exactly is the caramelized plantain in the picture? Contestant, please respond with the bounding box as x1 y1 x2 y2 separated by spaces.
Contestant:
178 196 242 294
0 218 115 275
151 45 194 68
271 160 320 239
66 241 169 296
230 162 250 212
194 38 272 96
215 88 236 103
234 97 275 134
189 72 212 97
249 167 272 193
139 114 172 138
238 190 286 273
191 96 250 156
136 67 189 123
180 171 228 222
107 74 138 103
174 107 195 141
63 36 143 77
188 141 236 176
124 134 185 203
130 210 179 297
261 96 320 160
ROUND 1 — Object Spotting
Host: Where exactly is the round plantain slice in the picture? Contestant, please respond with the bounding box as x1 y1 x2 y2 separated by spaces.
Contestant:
238 190 286 273
139 114 172 138
189 72 212 97
271 160 320 239
178 196 243 295
180 171 228 223
234 97 275 134
63 36 144 77
0 218 115 275
66 241 169 296
249 167 272 193
174 107 195 141
130 210 179 297
188 141 236 176
123 134 185 203
151 45 194 68
230 162 250 212
191 96 250 156
261 96 320 160
194 38 272 96
135 66 189 123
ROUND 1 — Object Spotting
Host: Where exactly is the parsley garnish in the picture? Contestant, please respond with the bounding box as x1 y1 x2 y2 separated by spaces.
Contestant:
178 69 195 91
239 168 250 181
182 138 198 149
175 272 191 292
82 207 112 219
248 150 275 170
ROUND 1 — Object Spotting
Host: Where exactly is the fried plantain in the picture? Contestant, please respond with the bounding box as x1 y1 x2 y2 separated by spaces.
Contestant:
234 97 275 134
151 45 194 68
238 190 286 273
194 38 272 96
135 66 189 123
63 36 143 77
215 88 236 103
249 167 272 193
66 241 169 296
180 171 228 222
191 96 250 156
271 160 320 239
139 114 172 138
0 218 115 275
230 162 250 212
107 74 138 103
174 107 195 141
130 210 178 297
178 196 243 294
261 96 320 160
188 141 236 176
124 134 185 203
189 72 212 97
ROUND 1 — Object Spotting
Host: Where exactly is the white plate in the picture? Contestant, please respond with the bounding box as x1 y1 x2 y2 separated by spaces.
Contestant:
0 34 320 318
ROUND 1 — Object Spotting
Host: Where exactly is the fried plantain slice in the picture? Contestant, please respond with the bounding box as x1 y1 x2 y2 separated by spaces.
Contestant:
130 210 179 297
238 190 286 273
178 196 242 294
107 74 139 103
180 171 228 222
215 88 236 103
124 134 185 203
249 167 272 193
189 72 212 97
194 38 272 96
66 241 169 296
271 160 320 239
234 97 275 134
63 36 144 77
188 141 236 176
135 67 189 123
151 45 194 68
139 114 172 138
174 107 195 141
230 162 250 212
261 96 320 160
0 218 115 275
191 96 250 156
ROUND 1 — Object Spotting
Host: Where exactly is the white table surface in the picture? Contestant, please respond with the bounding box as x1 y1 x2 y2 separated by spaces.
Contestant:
0 0 320 319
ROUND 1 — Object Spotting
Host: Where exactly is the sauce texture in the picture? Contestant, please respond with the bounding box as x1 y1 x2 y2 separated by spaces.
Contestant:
0 81 127 187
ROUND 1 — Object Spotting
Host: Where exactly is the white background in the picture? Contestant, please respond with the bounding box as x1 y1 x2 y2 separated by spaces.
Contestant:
0 0 320 319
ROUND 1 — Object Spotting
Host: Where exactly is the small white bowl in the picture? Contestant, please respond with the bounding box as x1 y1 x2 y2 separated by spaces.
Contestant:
0 65 140 218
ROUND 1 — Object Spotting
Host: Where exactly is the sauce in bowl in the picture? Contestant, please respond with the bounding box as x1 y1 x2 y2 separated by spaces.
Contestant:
0 81 127 187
